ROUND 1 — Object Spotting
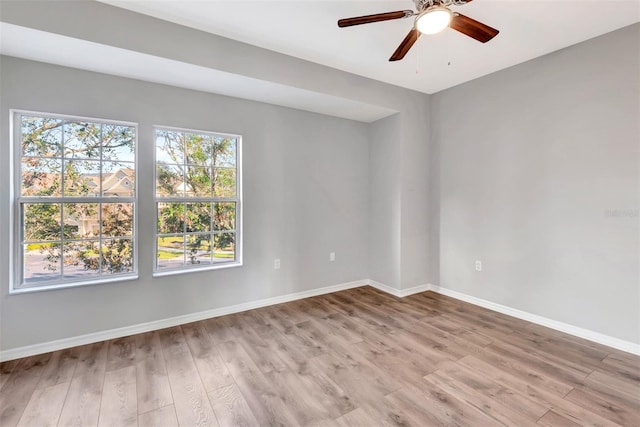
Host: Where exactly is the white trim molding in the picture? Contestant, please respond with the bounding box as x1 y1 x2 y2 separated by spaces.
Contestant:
429 284 640 356
367 280 431 298
2 278 638 361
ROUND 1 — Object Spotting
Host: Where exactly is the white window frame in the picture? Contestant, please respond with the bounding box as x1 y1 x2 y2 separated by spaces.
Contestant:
153 125 242 276
10 110 138 294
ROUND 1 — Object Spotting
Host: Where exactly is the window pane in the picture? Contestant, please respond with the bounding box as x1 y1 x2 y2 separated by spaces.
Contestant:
186 234 212 265
156 164 184 196
154 127 239 273
186 203 212 232
16 113 137 291
213 203 235 231
213 168 236 197
101 239 134 274
213 137 236 167
64 160 100 196
102 203 133 237
21 158 62 196
24 243 61 284
185 166 212 197
186 133 212 166
214 233 235 263
63 240 101 279
21 116 62 157
158 203 185 234
63 203 99 239
64 121 101 159
102 125 135 162
157 235 184 269
23 203 61 242
102 161 135 197
156 130 185 164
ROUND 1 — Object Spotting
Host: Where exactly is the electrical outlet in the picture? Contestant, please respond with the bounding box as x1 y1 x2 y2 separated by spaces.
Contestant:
329 252 336 262
274 259 281 269
475 260 482 271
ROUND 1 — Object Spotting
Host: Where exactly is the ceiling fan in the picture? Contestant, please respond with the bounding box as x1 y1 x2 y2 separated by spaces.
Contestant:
337 0 499 62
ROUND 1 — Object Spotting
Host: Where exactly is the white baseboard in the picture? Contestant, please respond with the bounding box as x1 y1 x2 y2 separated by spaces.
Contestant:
2 278 638 361
0 279 367 362
429 284 640 356
368 280 430 297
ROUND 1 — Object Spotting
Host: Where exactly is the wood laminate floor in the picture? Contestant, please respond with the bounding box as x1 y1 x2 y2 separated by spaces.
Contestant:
1 286 639 426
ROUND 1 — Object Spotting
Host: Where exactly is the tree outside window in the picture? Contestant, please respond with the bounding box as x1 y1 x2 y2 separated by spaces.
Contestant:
16 113 137 290
155 127 240 272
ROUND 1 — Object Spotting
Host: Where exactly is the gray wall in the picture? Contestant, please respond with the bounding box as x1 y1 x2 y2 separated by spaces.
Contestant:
368 102 434 291
369 114 402 288
0 57 371 350
433 24 640 343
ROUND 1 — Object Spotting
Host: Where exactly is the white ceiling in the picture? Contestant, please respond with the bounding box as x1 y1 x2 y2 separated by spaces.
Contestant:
100 0 640 94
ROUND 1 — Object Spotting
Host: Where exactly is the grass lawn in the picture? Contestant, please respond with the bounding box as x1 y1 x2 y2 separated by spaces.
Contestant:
214 252 234 259
157 250 182 259
26 243 54 251
158 236 183 246
158 250 234 259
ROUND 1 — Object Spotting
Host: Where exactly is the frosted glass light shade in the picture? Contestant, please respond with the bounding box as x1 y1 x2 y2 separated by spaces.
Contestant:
416 7 452 35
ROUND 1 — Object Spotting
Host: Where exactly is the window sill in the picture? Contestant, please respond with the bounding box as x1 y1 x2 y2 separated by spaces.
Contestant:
10 273 139 295
153 261 242 278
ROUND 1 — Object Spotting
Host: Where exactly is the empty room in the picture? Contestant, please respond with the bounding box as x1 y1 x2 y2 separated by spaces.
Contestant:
0 0 638 426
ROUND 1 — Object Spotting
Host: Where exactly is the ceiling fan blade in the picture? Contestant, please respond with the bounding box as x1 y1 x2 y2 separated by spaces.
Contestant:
389 29 421 62
338 10 413 28
450 13 499 43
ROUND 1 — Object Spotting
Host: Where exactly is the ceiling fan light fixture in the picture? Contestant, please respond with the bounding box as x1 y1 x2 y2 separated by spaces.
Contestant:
415 6 452 35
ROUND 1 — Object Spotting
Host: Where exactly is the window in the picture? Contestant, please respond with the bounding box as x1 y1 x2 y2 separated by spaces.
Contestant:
13 111 137 292
154 127 241 274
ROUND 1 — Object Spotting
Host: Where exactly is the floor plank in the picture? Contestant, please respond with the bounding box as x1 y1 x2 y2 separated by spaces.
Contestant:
98 365 137 427
16 381 69 427
217 340 300 426
182 322 235 392
73 341 108 378
58 372 105 427
537 410 582 426
36 347 79 390
138 404 180 427
208 383 259 427
423 369 539 425
263 366 334 425
0 359 20 391
335 407 379 427
222 314 287 373
58 341 108 427
565 386 640 426
106 335 136 372
586 369 640 401
0 353 52 427
135 331 173 414
386 382 503 427
159 326 218 427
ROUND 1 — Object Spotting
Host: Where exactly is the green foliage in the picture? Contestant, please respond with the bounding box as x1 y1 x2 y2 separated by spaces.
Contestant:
155 130 236 197
158 203 185 234
21 116 135 278
24 203 62 241
154 130 238 268
21 116 62 157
